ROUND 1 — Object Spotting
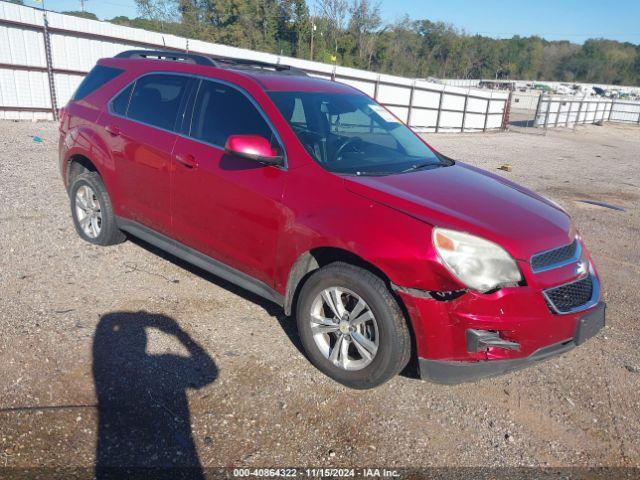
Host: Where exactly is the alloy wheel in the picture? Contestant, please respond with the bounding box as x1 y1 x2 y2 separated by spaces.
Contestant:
309 287 379 371
75 185 102 239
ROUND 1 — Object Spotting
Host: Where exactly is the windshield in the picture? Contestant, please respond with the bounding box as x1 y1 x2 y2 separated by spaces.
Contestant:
268 91 451 175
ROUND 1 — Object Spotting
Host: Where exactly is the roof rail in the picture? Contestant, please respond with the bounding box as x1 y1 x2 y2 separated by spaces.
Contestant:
115 50 218 66
114 49 308 76
212 56 308 76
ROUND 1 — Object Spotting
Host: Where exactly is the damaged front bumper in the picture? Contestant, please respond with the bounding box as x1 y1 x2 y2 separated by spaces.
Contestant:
393 281 605 384
420 300 604 384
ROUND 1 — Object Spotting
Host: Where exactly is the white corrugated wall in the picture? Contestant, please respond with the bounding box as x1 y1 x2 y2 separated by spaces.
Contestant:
0 3 510 131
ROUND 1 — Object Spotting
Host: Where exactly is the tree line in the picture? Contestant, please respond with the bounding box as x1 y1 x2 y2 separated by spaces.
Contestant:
20 0 639 86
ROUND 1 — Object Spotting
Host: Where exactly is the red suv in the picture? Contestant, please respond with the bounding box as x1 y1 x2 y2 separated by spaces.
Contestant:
59 50 605 389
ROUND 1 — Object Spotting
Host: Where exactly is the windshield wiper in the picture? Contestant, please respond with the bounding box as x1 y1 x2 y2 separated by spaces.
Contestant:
339 163 443 176
351 171 395 176
401 162 442 173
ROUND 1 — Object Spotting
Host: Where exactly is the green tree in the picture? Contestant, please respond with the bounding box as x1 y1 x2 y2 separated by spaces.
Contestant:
122 0 640 86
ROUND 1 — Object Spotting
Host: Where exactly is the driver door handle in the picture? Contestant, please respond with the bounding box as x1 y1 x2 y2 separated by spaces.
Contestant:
175 153 198 169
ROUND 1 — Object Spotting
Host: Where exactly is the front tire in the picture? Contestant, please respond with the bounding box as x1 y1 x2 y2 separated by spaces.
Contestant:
296 262 411 389
69 172 126 246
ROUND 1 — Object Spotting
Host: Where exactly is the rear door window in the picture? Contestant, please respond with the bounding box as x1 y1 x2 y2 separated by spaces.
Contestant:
127 74 190 131
73 65 124 101
189 80 275 148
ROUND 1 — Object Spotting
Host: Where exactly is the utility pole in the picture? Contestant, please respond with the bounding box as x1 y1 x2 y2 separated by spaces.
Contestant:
80 0 87 12
309 2 316 61
310 22 316 61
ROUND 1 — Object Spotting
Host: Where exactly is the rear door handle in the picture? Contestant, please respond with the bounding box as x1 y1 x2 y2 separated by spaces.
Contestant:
105 125 120 136
175 153 198 169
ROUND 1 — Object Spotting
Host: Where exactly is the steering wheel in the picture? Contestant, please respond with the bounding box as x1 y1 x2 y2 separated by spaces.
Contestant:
332 137 363 162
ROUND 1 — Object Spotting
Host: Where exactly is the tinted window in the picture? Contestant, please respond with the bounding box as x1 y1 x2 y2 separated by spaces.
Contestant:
111 83 133 116
175 79 200 135
190 80 274 147
127 74 190 131
74 65 123 101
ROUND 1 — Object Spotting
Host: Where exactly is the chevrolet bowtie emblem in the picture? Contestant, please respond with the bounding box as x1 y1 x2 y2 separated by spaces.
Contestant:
575 260 588 276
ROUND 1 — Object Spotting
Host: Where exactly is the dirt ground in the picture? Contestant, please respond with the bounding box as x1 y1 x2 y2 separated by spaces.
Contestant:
0 120 639 473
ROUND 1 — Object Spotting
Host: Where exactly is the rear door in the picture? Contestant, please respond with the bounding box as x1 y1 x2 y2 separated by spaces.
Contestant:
98 73 194 235
171 78 287 285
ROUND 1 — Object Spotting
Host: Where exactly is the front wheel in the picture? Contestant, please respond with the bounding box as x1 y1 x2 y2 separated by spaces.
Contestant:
296 262 411 389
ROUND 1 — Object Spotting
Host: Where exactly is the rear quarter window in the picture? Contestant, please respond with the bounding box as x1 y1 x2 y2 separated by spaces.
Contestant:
73 65 124 101
111 83 134 116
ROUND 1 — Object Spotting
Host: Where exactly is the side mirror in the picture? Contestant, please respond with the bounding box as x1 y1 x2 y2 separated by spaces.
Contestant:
224 135 284 166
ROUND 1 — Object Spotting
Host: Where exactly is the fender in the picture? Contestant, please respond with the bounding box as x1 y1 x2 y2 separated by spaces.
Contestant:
275 164 465 311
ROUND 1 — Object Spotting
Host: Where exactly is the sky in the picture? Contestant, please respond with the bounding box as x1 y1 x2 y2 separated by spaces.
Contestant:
20 0 640 45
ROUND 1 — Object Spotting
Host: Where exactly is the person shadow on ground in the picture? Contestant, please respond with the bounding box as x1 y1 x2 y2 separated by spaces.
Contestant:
92 311 218 480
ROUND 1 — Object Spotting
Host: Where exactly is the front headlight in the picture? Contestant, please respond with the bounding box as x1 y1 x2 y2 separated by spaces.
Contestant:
432 228 522 292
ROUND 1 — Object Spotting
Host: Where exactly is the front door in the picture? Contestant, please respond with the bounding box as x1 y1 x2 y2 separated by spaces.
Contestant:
171 79 287 286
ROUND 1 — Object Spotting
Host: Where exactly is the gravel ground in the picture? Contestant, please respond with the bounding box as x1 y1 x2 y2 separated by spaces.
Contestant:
0 120 639 471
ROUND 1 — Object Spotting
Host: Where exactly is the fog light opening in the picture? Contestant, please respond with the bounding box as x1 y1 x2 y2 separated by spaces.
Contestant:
466 329 521 353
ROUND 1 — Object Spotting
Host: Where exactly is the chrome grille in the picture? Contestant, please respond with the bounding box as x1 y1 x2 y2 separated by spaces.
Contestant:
531 240 580 273
544 275 594 314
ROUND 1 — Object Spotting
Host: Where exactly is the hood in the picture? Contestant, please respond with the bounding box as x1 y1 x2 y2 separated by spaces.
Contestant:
344 162 573 260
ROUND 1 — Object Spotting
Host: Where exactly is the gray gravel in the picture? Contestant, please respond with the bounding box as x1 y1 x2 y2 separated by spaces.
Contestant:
0 120 639 469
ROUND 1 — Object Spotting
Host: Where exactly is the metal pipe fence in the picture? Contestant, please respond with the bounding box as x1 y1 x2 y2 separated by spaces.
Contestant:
533 95 640 129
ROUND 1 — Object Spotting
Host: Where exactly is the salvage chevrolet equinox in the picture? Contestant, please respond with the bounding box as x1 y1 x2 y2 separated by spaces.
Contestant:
59 50 605 389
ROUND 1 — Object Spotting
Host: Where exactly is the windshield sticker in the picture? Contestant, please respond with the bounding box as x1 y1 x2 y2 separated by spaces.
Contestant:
369 104 400 123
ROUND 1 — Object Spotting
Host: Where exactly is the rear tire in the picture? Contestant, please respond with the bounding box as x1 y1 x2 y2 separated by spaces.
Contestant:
296 262 411 389
69 172 126 246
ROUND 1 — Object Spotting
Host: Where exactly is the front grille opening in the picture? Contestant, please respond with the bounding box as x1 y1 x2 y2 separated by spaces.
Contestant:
531 240 578 272
544 276 593 313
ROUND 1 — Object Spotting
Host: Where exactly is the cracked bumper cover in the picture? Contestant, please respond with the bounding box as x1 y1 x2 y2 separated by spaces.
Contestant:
419 302 605 384
393 278 606 384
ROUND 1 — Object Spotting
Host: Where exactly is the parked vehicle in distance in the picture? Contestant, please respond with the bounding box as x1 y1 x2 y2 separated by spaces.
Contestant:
59 50 605 389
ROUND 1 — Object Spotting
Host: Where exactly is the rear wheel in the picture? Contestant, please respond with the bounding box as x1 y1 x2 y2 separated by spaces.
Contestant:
296 262 411 389
70 172 125 246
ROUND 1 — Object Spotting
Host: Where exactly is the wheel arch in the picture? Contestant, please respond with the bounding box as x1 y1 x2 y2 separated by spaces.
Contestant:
62 122 115 194
66 154 100 191
284 246 419 376
283 247 392 316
